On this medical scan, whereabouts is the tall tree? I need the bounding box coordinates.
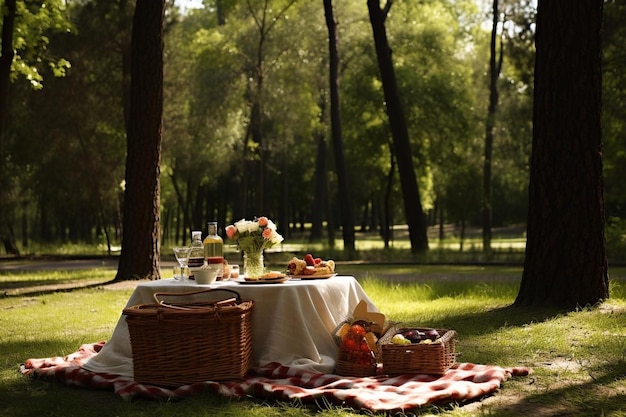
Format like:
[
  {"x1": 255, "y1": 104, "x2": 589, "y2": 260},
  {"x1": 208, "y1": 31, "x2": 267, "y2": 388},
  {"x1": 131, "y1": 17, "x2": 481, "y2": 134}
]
[
  {"x1": 115, "y1": 0, "x2": 165, "y2": 281},
  {"x1": 482, "y1": 0, "x2": 504, "y2": 257},
  {"x1": 0, "y1": 0, "x2": 18, "y2": 254},
  {"x1": 243, "y1": 0, "x2": 298, "y2": 216},
  {"x1": 367, "y1": 0, "x2": 428, "y2": 253},
  {"x1": 514, "y1": 0, "x2": 608, "y2": 308},
  {"x1": 324, "y1": 0, "x2": 355, "y2": 253}
]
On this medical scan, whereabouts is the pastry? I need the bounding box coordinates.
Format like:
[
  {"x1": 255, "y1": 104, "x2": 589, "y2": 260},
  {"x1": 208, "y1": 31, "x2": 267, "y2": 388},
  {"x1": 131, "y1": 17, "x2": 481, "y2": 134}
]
[
  {"x1": 261, "y1": 271, "x2": 286, "y2": 279},
  {"x1": 287, "y1": 255, "x2": 335, "y2": 275},
  {"x1": 287, "y1": 257, "x2": 307, "y2": 275}
]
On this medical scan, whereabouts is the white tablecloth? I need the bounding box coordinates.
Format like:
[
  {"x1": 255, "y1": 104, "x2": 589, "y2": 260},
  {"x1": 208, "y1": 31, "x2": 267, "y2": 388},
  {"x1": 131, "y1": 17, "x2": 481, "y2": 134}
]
[{"x1": 82, "y1": 276, "x2": 378, "y2": 376}]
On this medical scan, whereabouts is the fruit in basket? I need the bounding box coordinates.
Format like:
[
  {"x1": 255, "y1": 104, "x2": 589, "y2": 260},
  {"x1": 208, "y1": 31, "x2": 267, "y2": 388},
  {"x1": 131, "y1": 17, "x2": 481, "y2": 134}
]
[
  {"x1": 391, "y1": 334, "x2": 411, "y2": 345},
  {"x1": 424, "y1": 329, "x2": 440, "y2": 340},
  {"x1": 402, "y1": 330, "x2": 425, "y2": 343},
  {"x1": 400, "y1": 328, "x2": 441, "y2": 343},
  {"x1": 338, "y1": 322, "x2": 377, "y2": 367}
]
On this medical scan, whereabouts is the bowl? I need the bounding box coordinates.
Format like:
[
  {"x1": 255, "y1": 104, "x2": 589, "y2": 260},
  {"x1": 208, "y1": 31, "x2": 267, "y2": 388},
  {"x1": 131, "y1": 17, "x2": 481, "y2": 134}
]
[{"x1": 194, "y1": 266, "x2": 219, "y2": 285}]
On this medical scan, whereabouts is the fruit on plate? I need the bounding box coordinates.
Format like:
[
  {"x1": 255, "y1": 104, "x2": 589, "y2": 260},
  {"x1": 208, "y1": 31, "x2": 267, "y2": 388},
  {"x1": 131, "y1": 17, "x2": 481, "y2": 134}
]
[{"x1": 287, "y1": 254, "x2": 335, "y2": 276}]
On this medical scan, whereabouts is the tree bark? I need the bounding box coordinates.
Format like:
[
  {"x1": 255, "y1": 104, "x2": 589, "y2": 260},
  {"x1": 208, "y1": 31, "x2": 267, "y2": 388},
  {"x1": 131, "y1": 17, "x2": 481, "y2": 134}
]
[
  {"x1": 367, "y1": 0, "x2": 428, "y2": 253},
  {"x1": 515, "y1": 0, "x2": 608, "y2": 308},
  {"x1": 0, "y1": 0, "x2": 19, "y2": 255},
  {"x1": 324, "y1": 0, "x2": 355, "y2": 252},
  {"x1": 115, "y1": 0, "x2": 165, "y2": 281}
]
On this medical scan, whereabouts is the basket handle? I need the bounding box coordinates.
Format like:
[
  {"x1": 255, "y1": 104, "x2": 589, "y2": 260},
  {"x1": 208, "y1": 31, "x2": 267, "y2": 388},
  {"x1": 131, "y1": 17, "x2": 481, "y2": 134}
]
[{"x1": 153, "y1": 288, "x2": 242, "y2": 310}]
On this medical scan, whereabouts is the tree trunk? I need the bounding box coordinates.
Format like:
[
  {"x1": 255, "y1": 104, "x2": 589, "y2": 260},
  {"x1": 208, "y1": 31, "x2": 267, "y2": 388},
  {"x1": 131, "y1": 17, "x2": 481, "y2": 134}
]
[
  {"x1": 367, "y1": 0, "x2": 428, "y2": 253},
  {"x1": 483, "y1": 0, "x2": 503, "y2": 257},
  {"x1": 119, "y1": 0, "x2": 132, "y2": 131},
  {"x1": 0, "y1": 0, "x2": 19, "y2": 255},
  {"x1": 310, "y1": 90, "x2": 327, "y2": 240},
  {"x1": 383, "y1": 140, "x2": 395, "y2": 249},
  {"x1": 515, "y1": 0, "x2": 608, "y2": 308},
  {"x1": 115, "y1": 0, "x2": 165, "y2": 281},
  {"x1": 324, "y1": 0, "x2": 355, "y2": 253}
]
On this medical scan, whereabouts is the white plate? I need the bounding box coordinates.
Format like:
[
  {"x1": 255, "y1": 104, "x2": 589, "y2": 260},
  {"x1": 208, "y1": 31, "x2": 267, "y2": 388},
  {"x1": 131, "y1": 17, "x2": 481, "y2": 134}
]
[
  {"x1": 234, "y1": 276, "x2": 291, "y2": 284},
  {"x1": 289, "y1": 273, "x2": 337, "y2": 280}
]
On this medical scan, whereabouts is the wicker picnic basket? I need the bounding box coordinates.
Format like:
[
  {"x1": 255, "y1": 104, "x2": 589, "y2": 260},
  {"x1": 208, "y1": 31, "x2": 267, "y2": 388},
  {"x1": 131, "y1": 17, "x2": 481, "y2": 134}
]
[
  {"x1": 123, "y1": 288, "x2": 253, "y2": 387},
  {"x1": 334, "y1": 320, "x2": 379, "y2": 377},
  {"x1": 335, "y1": 359, "x2": 377, "y2": 377},
  {"x1": 381, "y1": 328, "x2": 457, "y2": 375}
]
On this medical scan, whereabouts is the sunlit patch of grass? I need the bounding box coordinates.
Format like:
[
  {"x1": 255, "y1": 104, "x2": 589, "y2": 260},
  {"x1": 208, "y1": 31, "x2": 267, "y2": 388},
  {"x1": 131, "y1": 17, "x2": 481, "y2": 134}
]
[
  {"x1": 609, "y1": 278, "x2": 626, "y2": 298},
  {"x1": 0, "y1": 289, "x2": 133, "y2": 348},
  {"x1": 0, "y1": 269, "x2": 116, "y2": 284}
]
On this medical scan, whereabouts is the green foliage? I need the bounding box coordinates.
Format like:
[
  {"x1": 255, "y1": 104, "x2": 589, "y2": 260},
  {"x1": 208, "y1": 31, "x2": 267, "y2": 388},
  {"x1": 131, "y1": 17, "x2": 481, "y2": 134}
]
[
  {"x1": 2, "y1": 0, "x2": 623, "y2": 261},
  {"x1": 9, "y1": 0, "x2": 73, "y2": 89}
]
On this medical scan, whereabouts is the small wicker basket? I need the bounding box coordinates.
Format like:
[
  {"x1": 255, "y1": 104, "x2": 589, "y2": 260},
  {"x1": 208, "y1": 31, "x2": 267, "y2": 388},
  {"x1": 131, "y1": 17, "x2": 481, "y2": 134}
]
[
  {"x1": 335, "y1": 359, "x2": 377, "y2": 377},
  {"x1": 334, "y1": 320, "x2": 379, "y2": 377},
  {"x1": 123, "y1": 288, "x2": 253, "y2": 387},
  {"x1": 381, "y1": 328, "x2": 457, "y2": 375}
]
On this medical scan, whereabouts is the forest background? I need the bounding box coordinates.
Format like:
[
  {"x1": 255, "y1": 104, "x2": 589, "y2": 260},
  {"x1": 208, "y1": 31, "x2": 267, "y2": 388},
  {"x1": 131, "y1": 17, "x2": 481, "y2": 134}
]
[{"x1": 0, "y1": 0, "x2": 624, "y2": 263}]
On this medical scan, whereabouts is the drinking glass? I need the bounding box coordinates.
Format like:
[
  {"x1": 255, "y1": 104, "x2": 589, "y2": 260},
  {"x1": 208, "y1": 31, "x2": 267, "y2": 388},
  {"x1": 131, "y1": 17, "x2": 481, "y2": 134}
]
[{"x1": 173, "y1": 246, "x2": 191, "y2": 281}]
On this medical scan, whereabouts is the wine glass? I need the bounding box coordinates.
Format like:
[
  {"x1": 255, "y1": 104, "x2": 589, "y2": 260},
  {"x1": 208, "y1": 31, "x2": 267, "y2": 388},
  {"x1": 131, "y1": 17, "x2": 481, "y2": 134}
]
[{"x1": 173, "y1": 247, "x2": 192, "y2": 281}]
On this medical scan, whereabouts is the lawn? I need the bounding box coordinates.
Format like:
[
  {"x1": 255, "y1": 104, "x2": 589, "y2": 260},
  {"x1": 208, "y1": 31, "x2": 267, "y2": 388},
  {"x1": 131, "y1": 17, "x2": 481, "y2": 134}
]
[{"x1": 2, "y1": 264, "x2": 626, "y2": 416}]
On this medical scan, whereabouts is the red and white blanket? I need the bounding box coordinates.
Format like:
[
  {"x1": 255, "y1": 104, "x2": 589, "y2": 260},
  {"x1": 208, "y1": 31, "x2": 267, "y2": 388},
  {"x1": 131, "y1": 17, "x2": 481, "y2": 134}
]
[{"x1": 21, "y1": 342, "x2": 529, "y2": 412}]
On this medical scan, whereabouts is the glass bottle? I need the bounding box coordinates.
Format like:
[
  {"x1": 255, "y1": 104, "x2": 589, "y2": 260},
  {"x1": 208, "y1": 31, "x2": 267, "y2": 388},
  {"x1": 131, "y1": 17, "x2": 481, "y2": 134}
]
[
  {"x1": 188, "y1": 231, "x2": 205, "y2": 279},
  {"x1": 203, "y1": 221, "x2": 224, "y2": 280}
]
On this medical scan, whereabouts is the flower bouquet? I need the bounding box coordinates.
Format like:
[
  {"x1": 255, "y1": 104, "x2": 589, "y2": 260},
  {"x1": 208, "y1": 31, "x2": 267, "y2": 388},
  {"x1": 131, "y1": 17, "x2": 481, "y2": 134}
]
[{"x1": 225, "y1": 217, "x2": 284, "y2": 278}]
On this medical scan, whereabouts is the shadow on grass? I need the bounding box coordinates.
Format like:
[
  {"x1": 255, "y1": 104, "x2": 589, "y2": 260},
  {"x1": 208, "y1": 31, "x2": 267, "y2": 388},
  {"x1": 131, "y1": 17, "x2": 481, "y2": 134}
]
[
  {"x1": 439, "y1": 304, "x2": 566, "y2": 335},
  {"x1": 470, "y1": 357, "x2": 626, "y2": 417},
  {"x1": 0, "y1": 278, "x2": 121, "y2": 298}
]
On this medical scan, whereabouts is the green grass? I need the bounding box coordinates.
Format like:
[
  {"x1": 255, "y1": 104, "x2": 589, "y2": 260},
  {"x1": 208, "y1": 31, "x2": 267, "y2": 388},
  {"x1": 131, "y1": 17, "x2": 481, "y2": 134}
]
[
  {"x1": 2, "y1": 267, "x2": 626, "y2": 416},
  {"x1": 0, "y1": 269, "x2": 116, "y2": 284}
]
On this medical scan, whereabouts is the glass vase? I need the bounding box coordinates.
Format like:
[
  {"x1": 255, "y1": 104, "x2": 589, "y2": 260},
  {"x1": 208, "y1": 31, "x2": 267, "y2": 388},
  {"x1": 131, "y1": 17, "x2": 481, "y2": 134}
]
[{"x1": 243, "y1": 252, "x2": 264, "y2": 278}]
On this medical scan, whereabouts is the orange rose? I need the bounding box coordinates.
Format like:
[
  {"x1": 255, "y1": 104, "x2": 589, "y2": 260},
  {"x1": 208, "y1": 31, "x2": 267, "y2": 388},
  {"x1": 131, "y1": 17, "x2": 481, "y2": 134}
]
[{"x1": 225, "y1": 224, "x2": 237, "y2": 239}]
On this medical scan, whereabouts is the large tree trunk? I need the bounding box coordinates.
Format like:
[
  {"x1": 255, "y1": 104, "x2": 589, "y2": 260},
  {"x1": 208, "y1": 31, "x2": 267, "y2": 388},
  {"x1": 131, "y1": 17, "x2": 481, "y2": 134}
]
[
  {"x1": 367, "y1": 0, "x2": 428, "y2": 253},
  {"x1": 324, "y1": 0, "x2": 355, "y2": 252},
  {"x1": 115, "y1": 0, "x2": 165, "y2": 281},
  {"x1": 515, "y1": 0, "x2": 608, "y2": 308},
  {"x1": 0, "y1": 0, "x2": 19, "y2": 255}
]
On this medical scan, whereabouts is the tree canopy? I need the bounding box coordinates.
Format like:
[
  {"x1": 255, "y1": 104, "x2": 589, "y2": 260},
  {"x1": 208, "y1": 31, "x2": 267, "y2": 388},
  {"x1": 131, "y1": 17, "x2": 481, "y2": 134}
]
[{"x1": 0, "y1": 0, "x2": 624, "y2": 272}]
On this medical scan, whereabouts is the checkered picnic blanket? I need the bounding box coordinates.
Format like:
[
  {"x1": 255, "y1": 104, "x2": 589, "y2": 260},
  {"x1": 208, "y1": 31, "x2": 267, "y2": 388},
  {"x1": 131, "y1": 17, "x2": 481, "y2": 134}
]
[{"x1": 21, "y1": 342, "x2": 529, "y2": 412}]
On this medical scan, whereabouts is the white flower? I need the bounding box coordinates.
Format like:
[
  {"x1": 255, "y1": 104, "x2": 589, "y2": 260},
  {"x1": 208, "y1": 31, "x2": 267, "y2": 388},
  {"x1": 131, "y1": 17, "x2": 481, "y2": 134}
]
[
  {"x1": 234, "y1": 219, "x2": 253, "y2": 234},
  {"x1": 226, "y1": 217, "x2": 284, "y2": 253}
]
